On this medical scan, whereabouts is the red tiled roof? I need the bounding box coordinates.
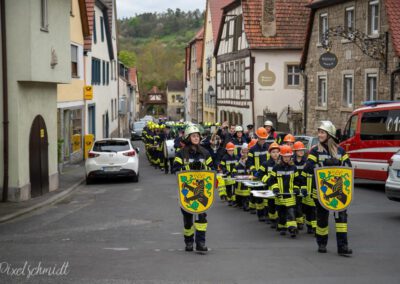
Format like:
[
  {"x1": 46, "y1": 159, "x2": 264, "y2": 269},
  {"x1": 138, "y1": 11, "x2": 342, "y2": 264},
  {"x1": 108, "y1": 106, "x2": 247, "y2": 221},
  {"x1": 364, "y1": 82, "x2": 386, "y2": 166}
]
[
  {"x1": 209, "y1": 0, "x2": 234, "y2": 46},
  {"x1": 385, "y1": 0, "x2": 400, "y2": 57},
  {"x1": 149, "y1": 86, "x2": 161, "y2": 94},
  {"x1": 129, "y1": 67, "x2": 138, "y2": 85},
  {"x1": 242, "y1": 0, "x2": 310, "y2": 49},
  {"x1": 84, "y1": 0, "x2": 95, "y2": 51}
]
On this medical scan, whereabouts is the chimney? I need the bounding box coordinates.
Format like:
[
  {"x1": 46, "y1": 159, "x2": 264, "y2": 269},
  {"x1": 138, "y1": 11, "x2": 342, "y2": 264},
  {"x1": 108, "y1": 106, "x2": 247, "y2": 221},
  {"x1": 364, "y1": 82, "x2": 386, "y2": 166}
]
[{"x1": 262, "y1": 0, "x2": 276, "y2": 37}]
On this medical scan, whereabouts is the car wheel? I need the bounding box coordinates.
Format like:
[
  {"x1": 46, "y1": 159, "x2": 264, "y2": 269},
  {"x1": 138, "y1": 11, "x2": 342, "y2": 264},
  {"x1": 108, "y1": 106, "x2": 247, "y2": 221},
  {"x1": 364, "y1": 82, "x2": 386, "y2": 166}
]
[
  {"x1": 86, "y1": 177, "x2": 93, "y2": 185},
  {"x1": 132, "y1": 173, "x2": 139, "y2": 183}
]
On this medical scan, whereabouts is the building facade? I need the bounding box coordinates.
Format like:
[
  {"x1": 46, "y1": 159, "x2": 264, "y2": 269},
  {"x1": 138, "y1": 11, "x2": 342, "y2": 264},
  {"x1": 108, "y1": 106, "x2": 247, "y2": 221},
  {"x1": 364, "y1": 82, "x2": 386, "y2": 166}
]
[
  {"x1": 201, "y1": 0, "x2": 232, "y2": 123},
  {"x1": 57, "y1": 0, "x2": 90, "y2": 165},
  {"x1": 301, "y1": 0, "x2": 400, "y2": 135},
  {"x1": 188, "y1": 28, "x2": 204, "y2": 123},
  {"x1": 166, "y1": 81, "x2": 185, "y2": 121},
  {"x1": 84, "y1": 0, "x2": 119, "y2": 140},
  {"x1": 0, "y1": 0, "x2": 71, "y2": 201},
  {"x1": 215, "y1": 0, "x2": 309, "y2": 129}
]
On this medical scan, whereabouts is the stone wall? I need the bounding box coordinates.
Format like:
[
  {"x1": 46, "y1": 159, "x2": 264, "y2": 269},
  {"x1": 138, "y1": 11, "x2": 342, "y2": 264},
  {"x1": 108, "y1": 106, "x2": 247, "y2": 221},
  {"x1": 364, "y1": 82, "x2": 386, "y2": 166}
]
[{"x1": 305, "y1": 0, "x2": 400, "y2": 135}]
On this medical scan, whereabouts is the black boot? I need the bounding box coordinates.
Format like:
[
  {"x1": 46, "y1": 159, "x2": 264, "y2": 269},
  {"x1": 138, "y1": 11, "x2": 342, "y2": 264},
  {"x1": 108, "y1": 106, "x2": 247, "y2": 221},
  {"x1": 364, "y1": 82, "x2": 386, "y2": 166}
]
[
  {"x1": 306, "y1": 226, "x2": 314, "y2": 234},
  {"x1": 338, "y1": 246, "x2": 353, "y2": 256},
  {"x1": 279, "y1": 230, "x2": 287, "y2": 236},
  {"x1": 258, "y1": 216, "x2": 266, "y2": 222},
  {"x1": 185, "y1": 243, "x2": 194, "y2": 252},
  {"x1": 297, "y1": 223, "x2": 304, "y2": 230},
  {"x1": 270, "y1": 221, "x2": 277, "y2": 229},
  {"x1": 250, "y1": 209, "x2": 256, "y2": 214},
  {"x1": 289, "y1": 228, "x2": 297, "y2": 238},
  {"x1": 196, "y1": 243, "x2": 208, "y2": 252},
  {"x1": 318, "y1": 243, "x2": 327, "y2": 253}
]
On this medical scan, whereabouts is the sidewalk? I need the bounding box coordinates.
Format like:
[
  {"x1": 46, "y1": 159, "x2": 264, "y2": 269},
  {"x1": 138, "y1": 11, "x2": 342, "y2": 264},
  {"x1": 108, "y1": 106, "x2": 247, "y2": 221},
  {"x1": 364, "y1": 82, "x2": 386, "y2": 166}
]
[{"x1": 0, "y1": 162, "x2": 86, "y2": 223}]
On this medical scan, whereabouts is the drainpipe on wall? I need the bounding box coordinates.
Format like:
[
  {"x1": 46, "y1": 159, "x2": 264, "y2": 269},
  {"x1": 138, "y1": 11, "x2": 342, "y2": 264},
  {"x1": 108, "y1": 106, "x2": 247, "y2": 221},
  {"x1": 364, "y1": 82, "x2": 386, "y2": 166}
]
[
  {"x1": 390, "y1": 64, "x2": 400, "y2": 101},
  {"x1": 1, "y1": 0, "x2": 9, "y2": 202},
  {"x1": 301, "y1": 72, "x2": 308, "y2": 135}
]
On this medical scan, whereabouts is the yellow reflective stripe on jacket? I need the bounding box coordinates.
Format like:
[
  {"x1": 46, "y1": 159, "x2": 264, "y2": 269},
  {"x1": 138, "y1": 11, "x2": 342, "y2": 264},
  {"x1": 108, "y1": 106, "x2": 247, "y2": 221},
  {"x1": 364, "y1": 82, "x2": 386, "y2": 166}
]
[
  {"x1": 206, "y1": 157, "x2": 213, "y2": 166},
  {"x1": 308, "y1": 154, "x2": 317, "y2": 163},
  {"x1": 174, "y1": 157, "x2": 183, "y2": 164},
  {"x1": 341, "y1": 154, "x2": 350, "y2": 162}
]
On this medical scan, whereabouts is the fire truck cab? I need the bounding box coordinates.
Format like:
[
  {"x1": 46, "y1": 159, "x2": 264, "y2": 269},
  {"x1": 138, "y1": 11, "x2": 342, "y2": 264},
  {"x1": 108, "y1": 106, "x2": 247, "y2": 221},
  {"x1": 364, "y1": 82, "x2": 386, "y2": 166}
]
[{"x1": 340, "y1": 101, "x2": 400, "y2": 181}]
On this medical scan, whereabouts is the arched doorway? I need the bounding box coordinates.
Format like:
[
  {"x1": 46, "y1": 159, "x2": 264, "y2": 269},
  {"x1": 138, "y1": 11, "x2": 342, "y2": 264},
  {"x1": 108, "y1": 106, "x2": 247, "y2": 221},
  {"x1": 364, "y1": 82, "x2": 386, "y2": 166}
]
[{"x1": 29, "y1": 115, "x2": 49, "y2": 198}]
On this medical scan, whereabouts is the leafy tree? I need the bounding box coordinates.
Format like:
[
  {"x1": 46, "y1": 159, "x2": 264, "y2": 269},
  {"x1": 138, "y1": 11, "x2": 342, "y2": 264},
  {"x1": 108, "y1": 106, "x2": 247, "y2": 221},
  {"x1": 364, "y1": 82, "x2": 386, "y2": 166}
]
[{"x1": 118, "y1": 50, "x2": 137, "y2": 67}]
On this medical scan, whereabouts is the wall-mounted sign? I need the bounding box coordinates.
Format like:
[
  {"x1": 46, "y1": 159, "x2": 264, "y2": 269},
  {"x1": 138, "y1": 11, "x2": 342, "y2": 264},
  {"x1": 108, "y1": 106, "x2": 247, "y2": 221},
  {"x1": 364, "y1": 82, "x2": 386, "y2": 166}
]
[
  {"x1": 84, "y1": 85, "x2": 93, "y2": 100},
  {"x1": 258, "y1": 63, "x2": 276, "y2": 87},
  {"x1": 319, "y1": 52, "x2": 338, "y2": 69}
]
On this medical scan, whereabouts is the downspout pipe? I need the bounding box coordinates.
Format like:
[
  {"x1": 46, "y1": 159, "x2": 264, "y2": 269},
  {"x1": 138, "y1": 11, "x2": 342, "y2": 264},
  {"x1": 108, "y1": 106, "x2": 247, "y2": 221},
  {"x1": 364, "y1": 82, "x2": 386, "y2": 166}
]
[
  {"x1": 1, "y1": 0, "x2": 9, "y2": 202},
  {"x1": 390, "y1": 65, "x2": 400, "y2": 101},
  {"x1": 301, "y1": 72, "x2": 308, "y2": 135}
]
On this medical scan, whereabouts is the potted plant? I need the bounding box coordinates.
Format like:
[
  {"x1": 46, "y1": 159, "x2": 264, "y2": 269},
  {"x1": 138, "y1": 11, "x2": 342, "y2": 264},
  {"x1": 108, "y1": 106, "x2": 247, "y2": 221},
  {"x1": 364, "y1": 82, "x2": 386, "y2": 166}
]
[{"x1": 57, "y1": 139, "x2": 64, "y2": 173}]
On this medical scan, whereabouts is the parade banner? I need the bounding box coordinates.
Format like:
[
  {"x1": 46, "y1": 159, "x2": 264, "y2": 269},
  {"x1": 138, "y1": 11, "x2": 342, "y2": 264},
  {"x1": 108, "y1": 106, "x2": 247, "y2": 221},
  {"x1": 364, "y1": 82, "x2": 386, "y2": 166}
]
[
  {"x1": 315, "y1": 167, "x2": 354, "y2": 212},
  {"x1": 177, "y1": 171, "x2": 216, "y2": 214}
]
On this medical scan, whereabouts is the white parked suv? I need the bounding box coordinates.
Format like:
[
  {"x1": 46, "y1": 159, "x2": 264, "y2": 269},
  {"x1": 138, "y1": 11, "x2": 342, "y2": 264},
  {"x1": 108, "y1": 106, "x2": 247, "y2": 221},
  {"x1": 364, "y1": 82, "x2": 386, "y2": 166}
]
[
  {"x1": 385, "y1": 151, "x2": 400, "y2": 202},
  {"x1": 85, "y1": 138, "x2": 139, "y2": 184}
]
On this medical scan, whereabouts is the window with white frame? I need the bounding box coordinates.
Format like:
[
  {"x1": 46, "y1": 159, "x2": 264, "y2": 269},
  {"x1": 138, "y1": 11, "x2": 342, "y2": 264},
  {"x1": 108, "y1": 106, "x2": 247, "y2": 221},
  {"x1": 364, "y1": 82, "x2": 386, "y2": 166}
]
[
  {"x1": 225, "y1": 63, "x2": 230, "y2": 89},
  {"x1": 235, "y1": 61, "x2": 240, "y2": 87},
  {"x1": 368, "y1": 0, "x2": 379, "y2": 35},
  {"x1": 71, "y1": 45, "x2": 78, "y2": 77},
  {"x1": 342, "y1": 74, "x2": 353, "y2": 107},
  {"x1": 345, "y1": 6, "x2": 355, "y2": 34},
  {"x1": 240, "y1": 60, "x2": 245, "y2": 87},
  {"x1": 287, "y1": 64, "x2": 300, "y2": 87},
  {"x1": 366, "y1": 73, "x2": 377, "y2": 101},
  {"x1": 41, "y1": 0, "x2": 48, "y2": 31},
  {"x1": 221, "y1": 64, "x2": 225, "y2": 89},
  {"x1": 230, "y1": 62, "x2": 234, "y2": 88},
  {"x1": 319, "y1": 13, "x2": 328, "y2": 45},
  {"x1": 318, "y1": 75, "x2": 327, "y2": 107}
]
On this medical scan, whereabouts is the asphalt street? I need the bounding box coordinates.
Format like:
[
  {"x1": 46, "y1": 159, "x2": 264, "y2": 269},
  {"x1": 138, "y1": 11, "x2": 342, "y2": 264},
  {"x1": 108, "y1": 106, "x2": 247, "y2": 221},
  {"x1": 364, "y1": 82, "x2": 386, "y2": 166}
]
[{"x1": 0, "y1": 141, "x2": 399, "y2": 284}]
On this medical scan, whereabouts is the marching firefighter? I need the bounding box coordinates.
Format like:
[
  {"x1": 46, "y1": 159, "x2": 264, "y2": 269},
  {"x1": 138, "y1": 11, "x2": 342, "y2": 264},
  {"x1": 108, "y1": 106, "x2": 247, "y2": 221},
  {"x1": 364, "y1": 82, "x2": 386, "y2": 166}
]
[
  {"x1": 259, "y1": 142, "x2": 281, "y2": 228},
  {"x1": 302, "y1": 121, "x2": 352, "y2": 255},
  {"x1": 269, "y1": 145, "x2": 302, "y2": 238},
  {"x1": 247, "y1": 128, "x2": 270, "y2": 220},
  {"x1": 283, "y1": 134, "x2": 296, "y2": 149},
  {"x1": 234, "y1": 143, "x2": 251, "y2": 210},
  {"x1": 293, "y1": 141, "x2": 308, "y2": 230},
  {"x1": 264, "y1": 120, "x2": 278, "y2": 141},
  {"x1": 219, "y1": 142, "x2": 239, "y2": 206},
  {"x1": 232, "y1": 126, "x2": 250, "y2": 157},
  {"x1": 172, "y1": 125, "x2": 214, "y2": 252}
]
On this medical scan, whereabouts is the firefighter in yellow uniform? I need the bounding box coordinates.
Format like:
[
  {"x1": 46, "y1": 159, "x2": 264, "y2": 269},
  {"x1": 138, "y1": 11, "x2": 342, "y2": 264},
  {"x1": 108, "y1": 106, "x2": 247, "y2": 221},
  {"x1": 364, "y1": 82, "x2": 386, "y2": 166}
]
[
  {"x1": 172, "y1": 125, "x2": 214, "y2": 252},
  {"x1": 302, "y1": 121, "x2": 352, "y2": 256}
]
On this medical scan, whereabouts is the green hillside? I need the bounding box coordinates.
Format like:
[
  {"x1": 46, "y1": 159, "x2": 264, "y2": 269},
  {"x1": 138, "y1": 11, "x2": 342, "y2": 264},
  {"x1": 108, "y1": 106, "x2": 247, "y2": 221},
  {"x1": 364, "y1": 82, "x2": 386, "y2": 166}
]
[{"x1": 118, "y1": 9, "x2": 204, "y2": 93}]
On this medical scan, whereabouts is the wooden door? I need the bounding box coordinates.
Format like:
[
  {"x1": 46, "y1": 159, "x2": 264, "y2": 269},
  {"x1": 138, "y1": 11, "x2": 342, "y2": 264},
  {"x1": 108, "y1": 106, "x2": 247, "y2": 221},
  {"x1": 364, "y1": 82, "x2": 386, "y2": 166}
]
[{"x1": 29, "y1": 115, "x2": 49, "y2": 198}]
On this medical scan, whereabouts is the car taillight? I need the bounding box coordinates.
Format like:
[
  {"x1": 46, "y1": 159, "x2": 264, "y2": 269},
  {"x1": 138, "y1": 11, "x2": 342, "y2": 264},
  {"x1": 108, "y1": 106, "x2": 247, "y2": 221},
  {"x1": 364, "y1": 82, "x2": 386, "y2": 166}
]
[
  {"x1": 123, "y1": 150, "x2": 136, "y2": 157},
  {"x1": 88, "y1": 152, "x2": 99, "y2": 158},
  {"x1": 389, "y1": 158, "x2": 394, "y2": 167}
]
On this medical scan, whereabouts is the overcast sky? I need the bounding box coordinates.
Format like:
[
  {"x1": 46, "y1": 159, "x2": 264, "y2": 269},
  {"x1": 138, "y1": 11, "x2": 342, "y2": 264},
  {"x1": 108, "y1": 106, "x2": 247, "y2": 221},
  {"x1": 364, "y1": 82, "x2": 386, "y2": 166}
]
[{"x1": 116, "y1": 0, "x2": 206, "y2": 18}]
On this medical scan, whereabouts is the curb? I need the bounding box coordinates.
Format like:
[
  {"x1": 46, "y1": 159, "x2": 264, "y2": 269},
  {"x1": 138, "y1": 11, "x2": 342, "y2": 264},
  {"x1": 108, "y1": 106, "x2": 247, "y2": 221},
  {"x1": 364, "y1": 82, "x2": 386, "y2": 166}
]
[{"x1": 0, "y1": 178, "x2": 85, "y2": 224}]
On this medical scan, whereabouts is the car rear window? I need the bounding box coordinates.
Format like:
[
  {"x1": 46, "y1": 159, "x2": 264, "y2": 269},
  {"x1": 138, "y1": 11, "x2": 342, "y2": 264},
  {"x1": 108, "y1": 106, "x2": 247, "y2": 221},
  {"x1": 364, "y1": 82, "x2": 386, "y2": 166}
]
[{"x1": 93, "y1": 140, "x2": 131, "y2": 152}]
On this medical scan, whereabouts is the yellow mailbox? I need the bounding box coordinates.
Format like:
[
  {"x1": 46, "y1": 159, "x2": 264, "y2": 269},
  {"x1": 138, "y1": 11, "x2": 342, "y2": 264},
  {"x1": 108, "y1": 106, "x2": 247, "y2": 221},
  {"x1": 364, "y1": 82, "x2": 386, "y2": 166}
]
[
  {"x1": 72, "y1": 134, "x2": 82, "y2": 153},
  {"x1": 84, "y1": 134, "x2": 95, "y2": 159},
  {"x1": 84, "y1": 85, "x2": 93, "y2": 100}
]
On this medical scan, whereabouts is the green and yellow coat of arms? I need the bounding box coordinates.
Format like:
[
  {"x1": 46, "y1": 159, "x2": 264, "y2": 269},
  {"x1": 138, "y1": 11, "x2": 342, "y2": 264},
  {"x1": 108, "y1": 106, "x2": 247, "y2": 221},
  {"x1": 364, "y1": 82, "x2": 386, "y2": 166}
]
[
  {"x1": 314, "y1": 167, "x2": 354, "y2": 212},
  {"x1": 177, "y1": 171, "x2": 216, "y2": 214}
]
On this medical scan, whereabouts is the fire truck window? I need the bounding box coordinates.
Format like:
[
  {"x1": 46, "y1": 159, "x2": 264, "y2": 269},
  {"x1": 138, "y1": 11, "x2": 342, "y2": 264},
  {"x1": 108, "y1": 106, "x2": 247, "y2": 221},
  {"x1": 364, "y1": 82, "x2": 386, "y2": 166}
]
[
  {"x1": 360, "y1": 110, "x2": 400, "y2": 140},
  {"x1": 345, "y1": 115, "x2": 357, "y2": 139}
]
